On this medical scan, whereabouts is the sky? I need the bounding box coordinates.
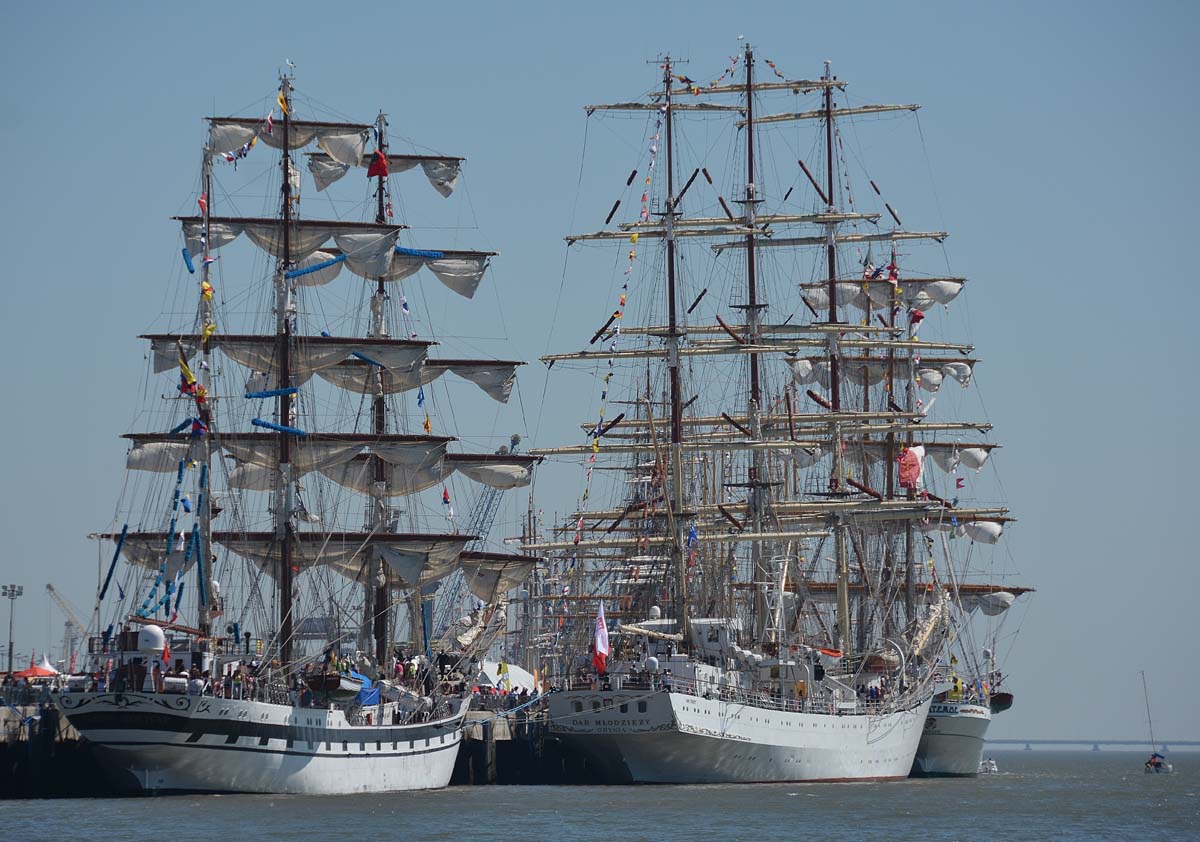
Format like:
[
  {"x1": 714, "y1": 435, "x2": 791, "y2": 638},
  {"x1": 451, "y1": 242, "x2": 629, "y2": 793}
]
[{"x1": 1, "y1": 1, "x2": 1197, "y2": 743}]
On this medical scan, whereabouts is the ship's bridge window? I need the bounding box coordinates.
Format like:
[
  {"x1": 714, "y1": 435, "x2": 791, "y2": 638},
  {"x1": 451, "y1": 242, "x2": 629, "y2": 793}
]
[
  {"x1": 619, "y1": 703, "x2": 629, "y2": 713},
  {"x1": 637, "y1": 701, "x2": 647, "y2": 713},
  {"x1": 592, "y1": 701, "x2": 601, "y2": 711},
  {"x1": 573, "y1": 701, "x2": 582, "y2": 713},
  {"x1": 708, "y1": 627, "x2": 719, "y2": 642}
]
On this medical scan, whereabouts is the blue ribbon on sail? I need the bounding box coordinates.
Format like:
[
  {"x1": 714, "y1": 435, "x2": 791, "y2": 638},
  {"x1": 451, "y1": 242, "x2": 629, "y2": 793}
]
[
  {"x1": 245, "y1": 387, "x2": 299, "y2": 399},
  {"x1": 285, "y1": 254, "x2": 346, "y2": 280},
  {"x1": 252, "y1": 418, "x2": 307, "y2": 436}
]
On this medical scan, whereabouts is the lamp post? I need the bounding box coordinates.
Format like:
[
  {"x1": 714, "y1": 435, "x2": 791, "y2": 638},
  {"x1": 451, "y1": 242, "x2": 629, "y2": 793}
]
[{"x1": 2, "y1": 584, "x2": 23, "y2": 678}]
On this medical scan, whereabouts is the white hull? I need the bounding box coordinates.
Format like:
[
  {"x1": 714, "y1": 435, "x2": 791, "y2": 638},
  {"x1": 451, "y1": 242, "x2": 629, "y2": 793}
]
[
  {"x1": 911, "y1": 700, "x2": 992, "y2": 776},
  {"x1": 550, "y1": 687, "x2": 932, "y2": 783},
  {"x1": 57, "y1": 691, "x2": 465, "y2": 794}
]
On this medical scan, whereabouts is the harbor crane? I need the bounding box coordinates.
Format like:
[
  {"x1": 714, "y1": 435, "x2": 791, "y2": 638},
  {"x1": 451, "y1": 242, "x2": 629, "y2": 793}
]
[{"x1": 45, "y1": 584, "x2": 90, "y2": 672}]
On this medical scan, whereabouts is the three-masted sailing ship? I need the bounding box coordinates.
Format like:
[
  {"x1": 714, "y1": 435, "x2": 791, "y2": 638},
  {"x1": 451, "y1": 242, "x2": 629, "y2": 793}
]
[
  {"x1": 55, "y1": 74, "x2": 539, "y2": 795},
  {"x1": 526, "y1": 45, "x2": 1017, "y2": 783}
]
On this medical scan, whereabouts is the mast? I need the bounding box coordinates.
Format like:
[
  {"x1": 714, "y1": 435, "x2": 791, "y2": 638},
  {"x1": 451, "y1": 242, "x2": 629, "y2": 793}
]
[
  {"x1": 742, "y1": 43, "x2": 768, "y2": 642},
  {"x1": 197, "y1": 151, "x2": 214, "y2": 634},
  {"x1": 276, "y1": 75, "x2": 295, "y2": 668},
  {"x1": 371, "y1": 110, "x2": 390, "y2": 666},
  {"x1": 1141, "y1": 670, "x2": 1159, "y2": 752},
  {"x1": 661, "y1": 56, "x2": 687, "y2": 643},
  {"x1": 821, "y1": 59, "x2": 851, "y2": 653}
]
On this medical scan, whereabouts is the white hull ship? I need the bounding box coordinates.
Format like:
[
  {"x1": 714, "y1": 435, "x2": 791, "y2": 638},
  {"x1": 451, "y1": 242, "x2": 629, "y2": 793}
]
[
  {"x1": 912, "y1": 698, "x2": 991, "y2": 777},
  {"x1": 61, "y1": 689, "x2": 465, "y2": 795},
  {"x1": 550, "y1": 664, "x2": 931, "y2": 783},
  {"x1": 56, "y1": 72, "x2": 537, "y2": 795},
  {"x1": 527, "y1": 45, "x2": 1017, "y2": 786}
]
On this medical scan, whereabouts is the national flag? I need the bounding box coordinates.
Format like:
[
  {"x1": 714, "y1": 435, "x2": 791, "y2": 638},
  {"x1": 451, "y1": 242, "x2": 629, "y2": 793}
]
[
  {"x1": 178, "y1": 351, "x2": 197, "y2": 393},
  {"x1": 366, "y1": 149, "x2": 389, "y2": 179},
  {"x1": 198, "y1": 193, "x2": 208, "y2": 215},
  {"x1": 592, "y1": 601, "x2": 610, "y2": 674},
  {"x1": 202, "y1": 256, "x2": 217, "y2": 267},
  {"x1": 276, "y1": 90, "x2": 289, "y2": 115}
]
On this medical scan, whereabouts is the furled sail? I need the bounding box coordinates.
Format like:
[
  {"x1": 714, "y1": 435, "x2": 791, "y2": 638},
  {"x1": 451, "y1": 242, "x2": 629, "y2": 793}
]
[
  {"x1": 800, "y1": 278, "x2": 965, "y2": 314},
  {"x1": 319, "y1": 452, "x2": 537, "y2": 497},
  {"x1": 315, "y1": 359, "x2": 520, "y2": 403},
  {"x1": 788, "y1": 357, "x2": 975, "y2": 391},
  {"x1": 307, "y1": 152, "x2": 464, "y2": 197},
  {"x1": 207, "y1": 117, "x2": 371, "y2": 165},
  {"x1": 212, "y1": 532, "x2": 472, "y2": 582},
  {"x1": 458, "y1": 552, "x2": 540, "y2": 603},
  {"x1": 145, "y1": 334, "x2": 431, "y2": 385}
]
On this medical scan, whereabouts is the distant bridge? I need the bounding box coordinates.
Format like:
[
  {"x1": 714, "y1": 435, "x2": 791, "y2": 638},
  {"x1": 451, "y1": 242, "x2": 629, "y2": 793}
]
[{"x1": 987, "y1": 739, "x2": 1200, "y2": 751}]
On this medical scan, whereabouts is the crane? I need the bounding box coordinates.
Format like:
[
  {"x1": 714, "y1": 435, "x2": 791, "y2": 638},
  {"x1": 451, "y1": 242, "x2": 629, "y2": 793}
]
[
  {"x1": 46, "y1": 584, "x2": 91, "y2": 672},
  {"x1": 432, "y1": 434, "x2": 522, "y2": 640}
]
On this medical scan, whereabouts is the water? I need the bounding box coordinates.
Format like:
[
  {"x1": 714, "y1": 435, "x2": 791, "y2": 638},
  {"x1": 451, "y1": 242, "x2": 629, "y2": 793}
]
[{"x1": 6, "y1": 751, "x2": 1197, "y2": 841}]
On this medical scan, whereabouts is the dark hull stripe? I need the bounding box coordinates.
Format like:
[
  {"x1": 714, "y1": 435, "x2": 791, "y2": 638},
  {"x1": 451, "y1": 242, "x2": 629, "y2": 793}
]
[
  {"x1": 94, "y1": 738, "x2": 460, "y2": 760},
  {"x1": 63, "y1": 705, "x2": 459, "y2": 745}
]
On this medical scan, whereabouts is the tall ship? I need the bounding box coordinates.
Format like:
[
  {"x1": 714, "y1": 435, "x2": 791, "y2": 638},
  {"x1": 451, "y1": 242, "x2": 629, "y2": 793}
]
[
  {"x1": 525, "y1": 45, "x2": 1017, "y2": 784},
  {"x1": 911, "y1": 585, "x2": 1030, "y2": 776},
  {"x1": 55, "y1": 73, "x2": 539, "y2": 795}
]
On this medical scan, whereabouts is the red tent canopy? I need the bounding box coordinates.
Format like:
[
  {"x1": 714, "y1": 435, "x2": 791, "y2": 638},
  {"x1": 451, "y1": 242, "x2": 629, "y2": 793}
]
[{"x1": 13, "y1": 653, "x2": 58, "y2": 679}]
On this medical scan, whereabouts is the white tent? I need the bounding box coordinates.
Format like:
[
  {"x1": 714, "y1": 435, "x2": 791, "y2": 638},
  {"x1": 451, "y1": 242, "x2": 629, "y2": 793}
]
[{"x1": 477, "y1": 660, "x2": 536, "y2": 693}]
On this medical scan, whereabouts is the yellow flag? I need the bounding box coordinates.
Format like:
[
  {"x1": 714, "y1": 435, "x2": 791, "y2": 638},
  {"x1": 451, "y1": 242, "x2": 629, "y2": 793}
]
[
  {"x1": 423, "y1": 414, "x2": 432, "y2": 434},
  {"x1": 178, "y1": 353, "x2": 196, "y2": 386},
  {"x1": 277, "y1": 90, "x2": 289, "y2": 115},
  {"x1": 630, "y1": 233, "x2": 639, "y2": 244}
]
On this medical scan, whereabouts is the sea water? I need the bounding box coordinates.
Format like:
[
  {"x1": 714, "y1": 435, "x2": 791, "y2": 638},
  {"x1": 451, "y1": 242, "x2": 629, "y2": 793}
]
[{"x1": 5, "y1": 751, "x2": 1196, "y2": 841}]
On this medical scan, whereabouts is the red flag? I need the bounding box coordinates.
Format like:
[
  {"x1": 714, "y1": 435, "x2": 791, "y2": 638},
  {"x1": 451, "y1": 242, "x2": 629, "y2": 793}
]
[
  {"x1": 592, "y1": 601, "x2": 610, "y2": 674},
  {"x1": 955, "y1": 477, "x2": 966, "y2": 489},
  {"x1": 198, "y1": 193, "x2": 208, "y2": 215},
  {"x1": 909, "y1": 308, "x2": 925, "y2": 327},
  {"x1": 162, "y1": 641, "x2": 171, "y2": 666},
  {"x1": 366, "y1": 149, "x2": 389, "y2": 179}
]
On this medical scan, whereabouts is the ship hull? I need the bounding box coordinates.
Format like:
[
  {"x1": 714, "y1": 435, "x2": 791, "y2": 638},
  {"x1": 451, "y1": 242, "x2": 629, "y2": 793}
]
[
  {"x1": 910, "y1": 700, "x2": 991, "y2": 777},
  {"x1": 549, "y1": 688, "x2": 932, "y2": 784},
  {"x1": 57, "y1": 691, "x2": 465, "y2": 795}
]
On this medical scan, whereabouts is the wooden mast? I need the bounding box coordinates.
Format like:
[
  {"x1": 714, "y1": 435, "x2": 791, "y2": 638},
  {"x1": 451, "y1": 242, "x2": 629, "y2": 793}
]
[
  {"x1": 277, "y1": 75, "x2": 295, "y2": 668},
  {"x1": 372, "y1": 111, "x2": 390, "y2": 666},
  {"x1": 743, "y1": 43, "x2": 769, "y2": 642},
  {"x1": 662, "y1": 56, "x2": 687, "y2": 643},
  {"x1": 822, "y1": 60, "x2": 851, "y2": 654},
  {"x1": 197, "y1": 150, "x2": 214, "y2": 634}
]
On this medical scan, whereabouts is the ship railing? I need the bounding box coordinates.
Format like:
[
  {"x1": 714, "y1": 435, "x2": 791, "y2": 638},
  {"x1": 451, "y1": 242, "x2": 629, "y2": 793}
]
[{"x1": 560, "y1": 671, "x2": 923, "y2": 717}]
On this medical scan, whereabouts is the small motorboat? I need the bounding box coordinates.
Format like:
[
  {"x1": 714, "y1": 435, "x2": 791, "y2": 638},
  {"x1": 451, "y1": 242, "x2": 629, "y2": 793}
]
[
  {"x1": 978, "y1": 757, "x2": 999, "y2": 774},
  {"x1": 306, "y1": 671, "x2": 365, "y2": 701}
]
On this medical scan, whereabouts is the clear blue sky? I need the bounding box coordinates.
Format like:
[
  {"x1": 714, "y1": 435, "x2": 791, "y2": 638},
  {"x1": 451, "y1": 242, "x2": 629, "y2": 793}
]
[{"x1": 1, "y1": 1, "x2": 1197, "y2": 742}]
